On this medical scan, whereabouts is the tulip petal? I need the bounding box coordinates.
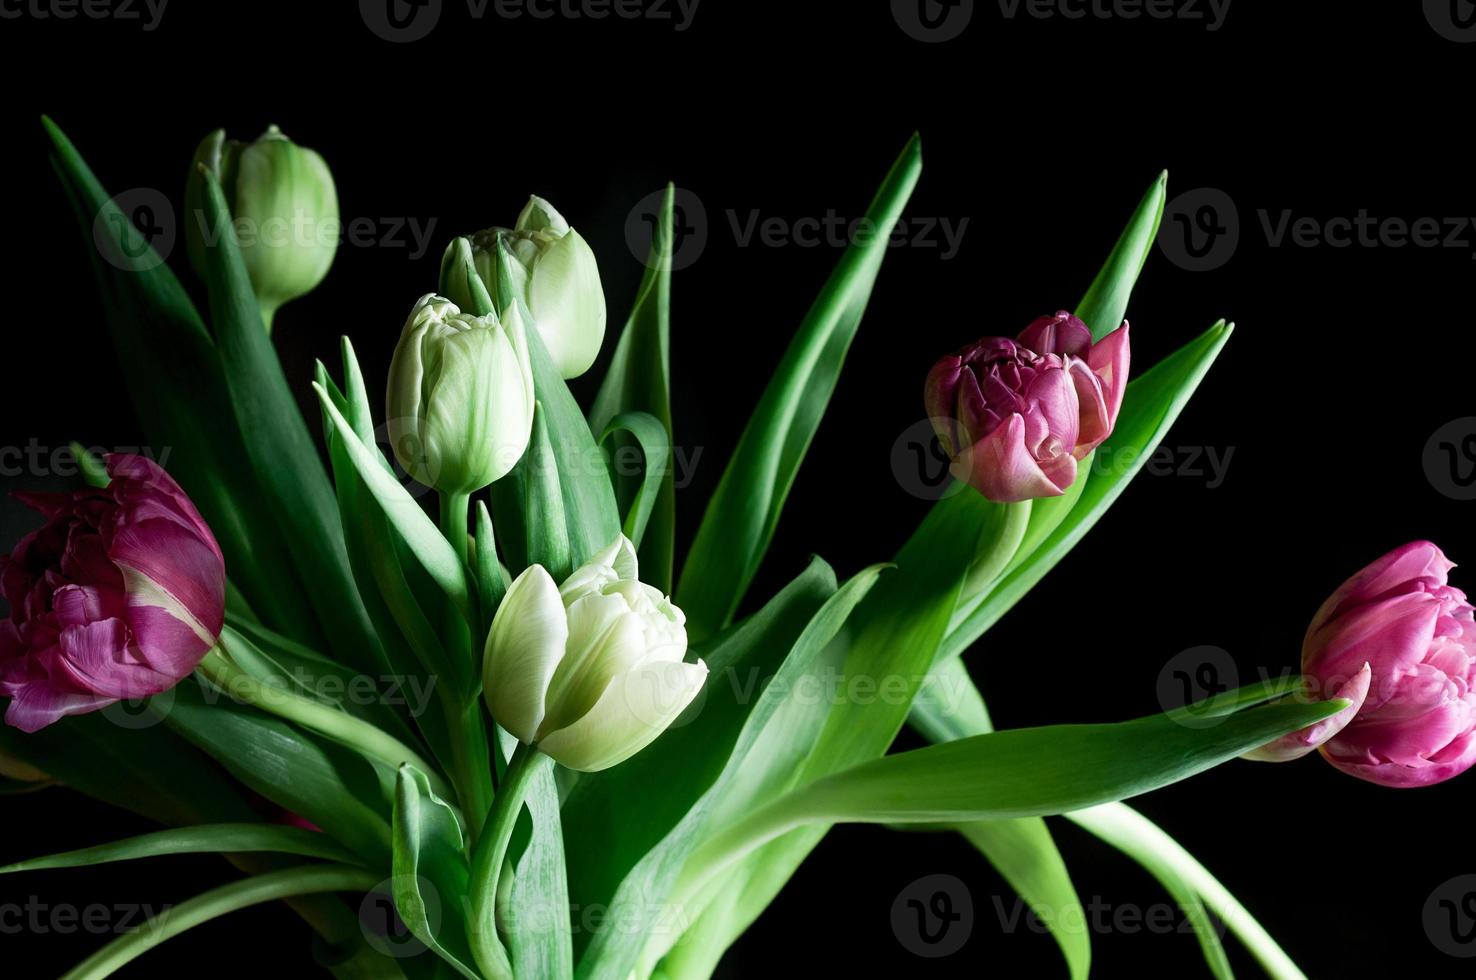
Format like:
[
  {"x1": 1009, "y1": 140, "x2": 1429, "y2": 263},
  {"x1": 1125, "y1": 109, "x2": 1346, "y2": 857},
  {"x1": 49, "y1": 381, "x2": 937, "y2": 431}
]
[
  {"x1": 1303, "y1": 591, "x2": 1440, "y2": 710},
  {"x1": 1242, "y1": 663, "x2": 1371, "y2": 762},
  {"x1": 3, "y1": 680, "x2": 114, "y2": 733},
  {"x1": 528, "y1": 227, "x2": 606, "y2": 380},
  {"x1": 1017, "y1": 311, "x2": 1092, "y2": 358},
  {"x1": 1305, "y1": 541, "x2": 1454, "y2": 642},
  {"x1": 484, "y1": 565, "x2": 568, "y2": 743},
  {"x1": 559, "y1": 535, "x2": 639, "y2": 605},
  {"x1": 106, "y1": 518, "x2": 225, "y2": 649},
  {"x1": 540, "y1": 594, "x2": 647, "y2": 736},
  {"x1": 955, "y1": 414, "x2": 1068, "y2": 503},
  {"x1": 538, "y1": 659, "x2": 708, "y2": 772},
  {"x1": 1085, "y1": 322, "x2": 1131, "y2": 431},
  {"x1": 54, "y1": 618, "x2": 172, "y2": 699}
]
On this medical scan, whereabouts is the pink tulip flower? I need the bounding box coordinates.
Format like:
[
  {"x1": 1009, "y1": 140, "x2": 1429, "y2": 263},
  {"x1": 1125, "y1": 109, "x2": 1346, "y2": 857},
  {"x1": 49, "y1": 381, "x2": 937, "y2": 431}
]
[
  {"x1": 1303, "y1": 541, "x2": 1476, "y2": 787},
  {"x1": 924, "y1": 311, "x2": 1130, "y2": 503},
  {"x1": 0, "y1": 455, "x2": 225, "y2": 732}
]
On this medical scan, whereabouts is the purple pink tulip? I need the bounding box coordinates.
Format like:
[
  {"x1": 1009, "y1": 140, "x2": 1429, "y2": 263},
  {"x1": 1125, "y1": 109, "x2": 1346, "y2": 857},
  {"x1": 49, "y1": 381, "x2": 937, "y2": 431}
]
[
  {"x1": 0, "y1": 455, "x2": 225, "y2": 732},
  {"x1": 925, "y1": 311, "x2": 1130, "y2": 502}
]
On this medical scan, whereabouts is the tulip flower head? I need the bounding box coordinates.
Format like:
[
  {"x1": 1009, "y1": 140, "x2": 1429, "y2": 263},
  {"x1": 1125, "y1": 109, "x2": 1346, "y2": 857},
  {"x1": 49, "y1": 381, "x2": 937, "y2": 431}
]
[
  {"x1": 483, "y1": 536, "x2": 706, "y2": 772},
  {"x1": 442, "y1": 196, "x2": 607, "y2": 380},
  {"x1": 0, "y1": 455, "x2": 225, "y2": 732},
  {"x1": 186, "y1": 125, "x2": 339, "y2": 331},
  {"x1": 387, "y1": 293, "x2": 536, "y2": 495},
  {"x1": 924, "y1": 312, "x2": 1130, "y2": 503},
  {"x1": 1298, "y1": 542, "x2": 1476, "y2": 787}
]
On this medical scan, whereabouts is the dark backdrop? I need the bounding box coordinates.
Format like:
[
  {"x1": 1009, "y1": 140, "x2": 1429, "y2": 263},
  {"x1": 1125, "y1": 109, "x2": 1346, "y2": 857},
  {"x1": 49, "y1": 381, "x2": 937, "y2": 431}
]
[{"x1": 1, "y1": 2, "x2": 1472, "y2": 977}]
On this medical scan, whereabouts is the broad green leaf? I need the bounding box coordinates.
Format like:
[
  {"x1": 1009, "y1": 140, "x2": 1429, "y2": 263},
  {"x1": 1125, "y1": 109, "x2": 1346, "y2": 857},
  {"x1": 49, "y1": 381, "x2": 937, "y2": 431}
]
[
  {"x1": 590, "y1": 184, "x2": 676, "y2": 591},
  {"x1": 676, "y1": 134, "x2": 923, "y2": 641},
  {"x1": 165, "y1": 679, "x2": 395, "y2": 866},
  {"x1": 525, "y1": 402, "x2": 573, "y2": 581},
  {"x1": 1077, "y1": 171, "x2": 1167, "y2": 340},
  {"x1": 0, "y1": 825, "x2": 358, "y2": 874},
  {"x1": 0, "y1": 708, "x2": 257, "y2": 828},
  {"x1": 597, "y1": 411, "x2": 671, "y2": 551},
  {"x1": 564, "y1": 557, "x2": 838, "y2": 968},
  {"x1": 59, "y1": 864, "x2": 380, "y2": 980},
  {"x1": 392, "y1": 766, "x2": 480, "y2": 980},
  {"x1": 43, "y1": 117, "x2": 319, "y2": 642},
  {"x1": 315, "y1": 384, "x2": 472, "y2": 620},
  {"x1": 958, "y1": 820, "x2": 1091, "y2": 980},
  {"x1": 680, "y1": 695, "x2": 1347, "y2": 896},
  {"x1": 194, "y1": 168, "x2": 384, "y2": 674},
  {"x1": 489, "y1": 309, "x2": 622, "y2": 573},
  {"x1": 507, "y1": 761, "x2": 574, "y2": 980},
  {"x1": 942, "y1": 320, "x2": 1234, "y2": 660},
  {"x1": 583, "y1": 565, "x2": 884, "y2": 980}
]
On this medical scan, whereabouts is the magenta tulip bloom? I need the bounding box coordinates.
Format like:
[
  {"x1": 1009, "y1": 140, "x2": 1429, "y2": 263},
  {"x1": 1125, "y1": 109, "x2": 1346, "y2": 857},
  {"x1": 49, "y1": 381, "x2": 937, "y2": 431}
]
[
  {"x1": 924, "y1": 311, "x2": 1130, "y2": 503},
  {"x1": 0, "y1": 455, "x2": 225, "y2": 732},
  {"x1": 1297, "y1": 541, "x2": 1476, "y2": 788}
]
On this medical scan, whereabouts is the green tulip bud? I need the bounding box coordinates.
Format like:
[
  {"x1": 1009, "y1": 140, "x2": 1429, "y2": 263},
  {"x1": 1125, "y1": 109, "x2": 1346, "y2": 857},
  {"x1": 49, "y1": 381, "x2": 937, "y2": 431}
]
[
  {"x1": 440, "y1": 196, "x2": 606, "y2": 379},
  {"x1": 483, "y1": 535, "x2": 706, "y2": 772},
  {"x1": 386, "y1": 293, "x2": 535, "y2": 494},
  {"x1": 186, "y1": 125, "x2": 339, "y2": 332}
]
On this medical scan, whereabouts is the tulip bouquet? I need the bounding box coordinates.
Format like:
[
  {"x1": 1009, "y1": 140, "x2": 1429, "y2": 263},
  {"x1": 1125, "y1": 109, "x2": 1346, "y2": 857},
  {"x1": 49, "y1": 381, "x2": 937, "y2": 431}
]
[{"x1": 2, "y1": 118, "x2": 1471, "y2": 980}]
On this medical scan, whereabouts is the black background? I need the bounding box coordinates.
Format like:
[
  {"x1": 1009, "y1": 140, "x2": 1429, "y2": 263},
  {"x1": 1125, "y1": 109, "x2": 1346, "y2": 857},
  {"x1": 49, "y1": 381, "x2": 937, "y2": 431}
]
[{"x1": 2, "y1": 1, "x2": 1473, "y2": 976}]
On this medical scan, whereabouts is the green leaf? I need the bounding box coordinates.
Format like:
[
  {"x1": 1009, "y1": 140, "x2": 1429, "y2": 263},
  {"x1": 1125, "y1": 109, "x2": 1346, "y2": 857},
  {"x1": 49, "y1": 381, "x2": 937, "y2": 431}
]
[
  {"x1": 589, "y1": 184, "x2": 676, "y2": 591},
  {"x1": 193, "y1": 167, "x2": 384, "y2": 674},
  {"x1": 68, "y1": 442, "x2": 109, "y2": 487},
  {"x1": 581, "y1": 564, "x2": 884, "y2": 980},
  {"x1": 525, "y1": 402, "x2": 573, "y2": 581},
  {"x1": 563, "y1": 557, "x2": 838, "y2": 968},
  {"x1": 676, "y1": 134, "x2": 924, "y2": 640},
  {"x1": 165, "y1": 679, "x2": 395, "y2": 867},
  {"x1": 474, "y1": 500, "x2": 508, "y2": 634},
  {"x1": 42, "y1": 117, "x2": 319, "y2": 642},
  {"x1": 0, "y1": 709, "x2": 257, "y2": 828},
  {"x1": 59, "y1": 864, "x2": 380, "y2": 980},
  {"x1": 596, "y1": 411, "x2": 671, "y2": 550},
  {"x1": 314, "y1": 383, "x2": 472, "y2": 621},
  {"x1": 942, "y1": 320, "x2": 1234, "y2": 661},
  {"x1": 391, "y1": 766, "x2": 481, "y2": 980},
  {"x1": 680, "y1": 695, "x2": 1348, "y2": 896},
  {"x1": 1076, "y1": 171, "x2": 1167, "y2": 340},
  {"x1": 490, "y1": 309, "x2": 622, "y2": 573},
  {"x1": 958, "y1": 820, "x2": 1091, "y2": 980},
  {"x1": 507, "y1": 761, "x2": 574, "y2": 980},
  {"x1": 0, "y1": 825, "x2": 358, "y2": 874}
]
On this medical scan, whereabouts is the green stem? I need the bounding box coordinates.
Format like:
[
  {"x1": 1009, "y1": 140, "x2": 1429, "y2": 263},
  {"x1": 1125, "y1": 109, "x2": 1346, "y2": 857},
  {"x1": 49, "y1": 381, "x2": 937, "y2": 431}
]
[
  {"x1": 435, "y1": 490, "x2": 495, "y2": 838},
  {"x1": 468, "y1": 743, "x2": 551, "y2": 980},
  {"x1": 61, "y1": 864, "x2": 379, "y2": 980},
  {"x1": 198, "y1": 647, "x2": 453, "y2": 802},
  {"x1": 1066, "y1": 803, "x2": 1308, "y2": 980}
]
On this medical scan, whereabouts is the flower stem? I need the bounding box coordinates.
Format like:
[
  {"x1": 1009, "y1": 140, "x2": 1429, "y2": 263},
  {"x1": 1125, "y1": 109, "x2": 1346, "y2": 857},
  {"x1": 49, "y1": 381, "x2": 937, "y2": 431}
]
[
  {"x1": 198, "y1": 645, "x2": 454, "y2": 802},
  {"x1": 468, "y1": 742, "x2": 551, "y2": 980}
]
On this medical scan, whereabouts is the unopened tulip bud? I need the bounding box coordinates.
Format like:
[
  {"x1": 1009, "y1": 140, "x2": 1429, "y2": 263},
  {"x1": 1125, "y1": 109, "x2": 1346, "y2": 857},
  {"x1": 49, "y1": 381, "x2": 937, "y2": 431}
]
[
  {"x1": 483, "y1": 536, "x2": 706, "y2": 772},
  {"x1": 924, "y1": 312, "x2": 1130, "y2": 503},
  {"x1": 386, "y1": 294, "x2": 536, "y2": 494},
  {"x1": 186, "y1": 125, "x2": 339, "y2": 331},
  {"x1": 440, "y1": 196, "x2": 606, "y2": 379},
  {"x1": 0, "y1": 455, "x2": 225, "y2": 732}
]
